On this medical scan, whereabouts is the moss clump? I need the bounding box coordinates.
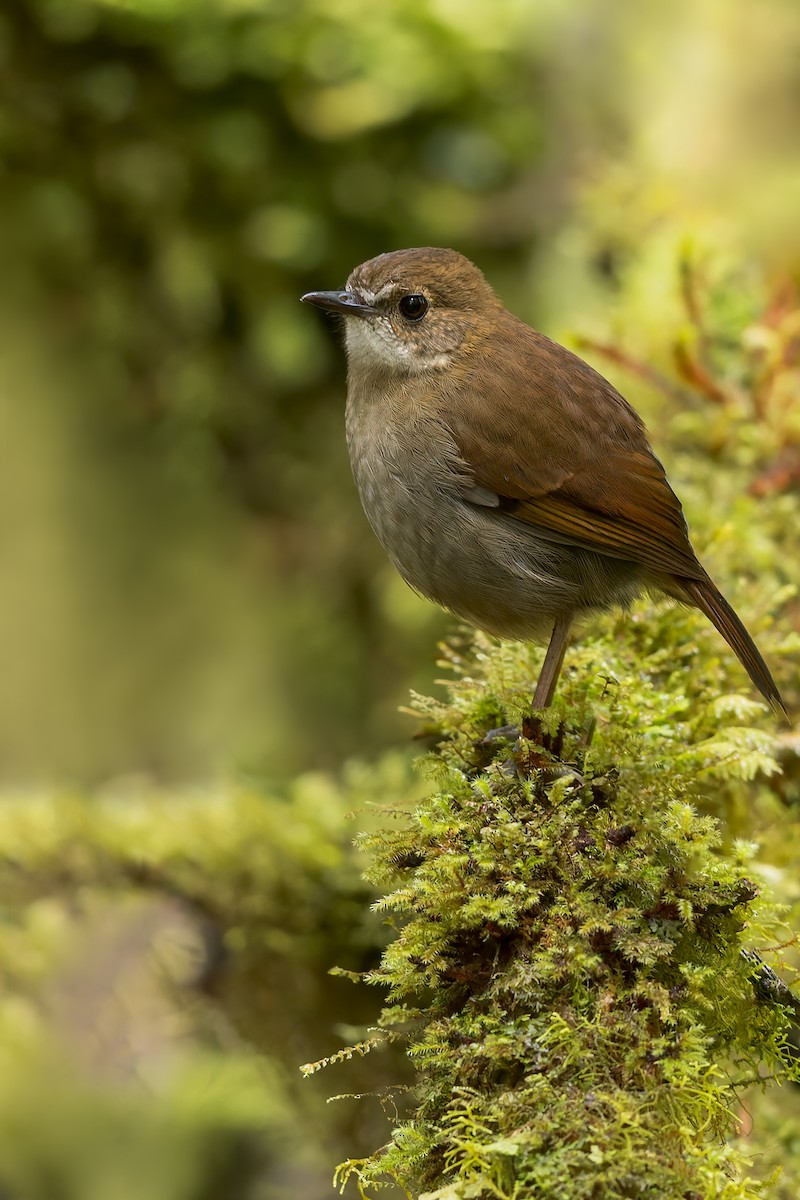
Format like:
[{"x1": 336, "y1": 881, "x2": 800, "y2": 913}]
[{"x1": 330, "y1": 642, "x2": 797, "y2": 1199}]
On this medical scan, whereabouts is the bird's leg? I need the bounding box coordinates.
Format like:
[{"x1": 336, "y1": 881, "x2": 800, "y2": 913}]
[
  {"x1": 476, "y1": 615, "x2": 574, "y2": 767},
  {"x1": 520, "y1": 615, "x2": 573, "y2": 753},
  {"x1": 531, "y1": 614, "x2": 572, "y2": 712}
]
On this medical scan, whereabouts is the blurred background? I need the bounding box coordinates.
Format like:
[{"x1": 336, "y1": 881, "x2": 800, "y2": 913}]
[{"x1": 1, "y1": 0, "x2": 799, "y2": 1196}]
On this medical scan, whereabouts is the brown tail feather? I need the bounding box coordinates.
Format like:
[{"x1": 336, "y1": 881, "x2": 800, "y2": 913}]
[{"x1": 682, "y1": 576, "x2": 788, "y2": 721}]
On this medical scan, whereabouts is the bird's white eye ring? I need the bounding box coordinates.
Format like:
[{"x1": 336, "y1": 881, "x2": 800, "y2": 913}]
[{"x1": 398, "y1": 294, "x2": 428, "y2": 321}]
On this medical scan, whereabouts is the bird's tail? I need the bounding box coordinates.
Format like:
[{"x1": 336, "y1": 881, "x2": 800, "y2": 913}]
[{"x1": 682, "y1": 575, "x2": 788, "y2": 721}]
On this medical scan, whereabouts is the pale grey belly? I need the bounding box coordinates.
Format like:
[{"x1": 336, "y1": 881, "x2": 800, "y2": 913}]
[{"x1": 354, "y1": 471, "x2": 642, "y2": 641}]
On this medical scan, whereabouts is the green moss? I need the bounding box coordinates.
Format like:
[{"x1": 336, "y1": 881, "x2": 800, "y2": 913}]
[{"x1": 328, "y1": 630, "x2": 798, "y2": 1198}]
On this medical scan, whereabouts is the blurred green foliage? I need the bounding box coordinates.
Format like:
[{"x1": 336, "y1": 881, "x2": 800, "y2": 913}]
[
  {"x1": 0, "y1": 756, "x2": 426, "y2": 1199},
  {"x1": 1, "y1": 0, "x2": 800, "y2": 1196},
  {"x1": 0, "y1": 0, "x2": 558, "y2": 782}
]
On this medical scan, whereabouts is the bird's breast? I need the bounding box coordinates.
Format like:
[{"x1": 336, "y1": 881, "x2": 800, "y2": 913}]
[
  {"x1": 345, "y1": 385, "x2": 463, "y2": 567},
  {"x1": 343, "y1": 381, "x2": 625, "y2": 638}
]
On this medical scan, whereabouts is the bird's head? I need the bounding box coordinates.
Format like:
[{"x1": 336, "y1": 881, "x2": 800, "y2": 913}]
[{"x1": 302, "y1": 247, "x2": 501, "y2": 375}]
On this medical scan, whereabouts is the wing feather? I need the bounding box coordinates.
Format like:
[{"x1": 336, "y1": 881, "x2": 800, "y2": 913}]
[{"x1": 445, "y1": 315, "x2": 704, "y2": 582}]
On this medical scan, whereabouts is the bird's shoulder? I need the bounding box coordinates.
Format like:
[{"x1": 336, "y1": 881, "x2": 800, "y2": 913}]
[{"x1": 443, "y1": 312, "x2": 646, "y2": 493}]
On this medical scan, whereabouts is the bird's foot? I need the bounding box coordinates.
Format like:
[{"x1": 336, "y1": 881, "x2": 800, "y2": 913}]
[
  {"x1": 477, "y1": 723, "x2": 521, "y2": 747},
  {"x1": 525, "y1": 710, "x2": 596, "y2": 755},
  {"x1": 522, "y1": 713, "x2": 565, "y2": 757},
  {"x1": 474, "y1": 710, "x2": 595, "y2": 782}
]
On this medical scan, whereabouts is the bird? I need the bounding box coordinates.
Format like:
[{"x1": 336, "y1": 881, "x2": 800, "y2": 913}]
[{"x1": 301, "y1": 247, "x2": 786, "y2": 720}]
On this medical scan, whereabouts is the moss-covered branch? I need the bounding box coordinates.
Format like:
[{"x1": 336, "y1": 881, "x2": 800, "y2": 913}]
[{"x1": 328, "y1": 631, "x2": 799, "y2": 1199}]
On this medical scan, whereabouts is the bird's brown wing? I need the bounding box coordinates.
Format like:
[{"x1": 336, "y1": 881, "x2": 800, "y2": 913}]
[
  {"x1": 446, "y1": 319, "x2": 705, "y2": 582},
  {"x1": 444, "y1": 315, "x2": 786, "y2": 714},
  {"x1": 507, "y1": 450, "x2": 705, "y2": 581}
]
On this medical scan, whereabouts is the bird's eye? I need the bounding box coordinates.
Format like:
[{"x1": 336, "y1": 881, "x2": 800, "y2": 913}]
[{"x1": 398, "y1": 294, "x2": 429, "y2": 321}]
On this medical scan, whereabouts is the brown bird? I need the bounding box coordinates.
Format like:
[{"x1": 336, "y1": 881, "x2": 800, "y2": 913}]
[{"x1": 302, "y1": 247, "x2": 786, "y2": 719}]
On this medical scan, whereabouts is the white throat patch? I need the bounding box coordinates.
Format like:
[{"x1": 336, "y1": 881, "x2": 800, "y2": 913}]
[{"x1": 344, "y1": 317, "x2": 452, "y2": 374}]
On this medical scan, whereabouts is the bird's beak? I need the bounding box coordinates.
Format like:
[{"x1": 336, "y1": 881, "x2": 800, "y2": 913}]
[{"x1": 300, "y1": 289, "x2": 379, "y2": 318}]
